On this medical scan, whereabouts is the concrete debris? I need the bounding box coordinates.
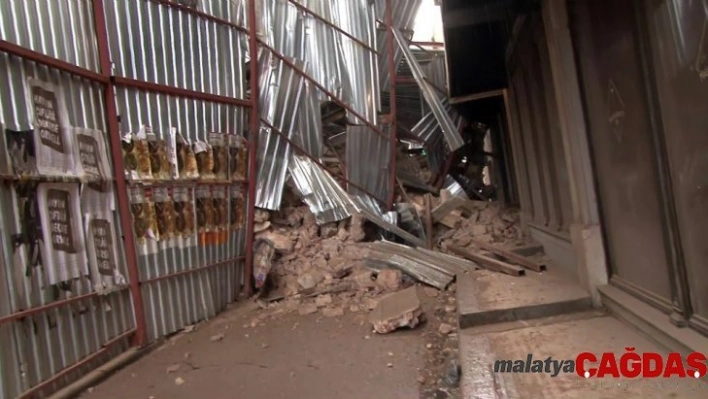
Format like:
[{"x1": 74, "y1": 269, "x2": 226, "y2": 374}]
[
  {"x1": 375, "y1": 269, "x2": 402, "y2": 290},
  {"x1": 210, "y1": 333, "x2": 225, "y2": 342},
  {"x1": 322, "y1": 306, "x2": 345, "y2": 317},
  {"x1": 175, "y1": 377, "x2": 185, "y2": 386},
  {"x1": 315, "y1": 294, "x2": 333, "y2": 308},
  {"x1": 254, "y1": 209, "x2": 270, "y2": 223},
  {"x1": 369, "y1": 287, "x2": 423, "y2": 334},
  {"x1": 166, "y1": 364, "x2": 181, "y2": 374},
  {"x1": 243, "y1": 178, "x2": 529, "y2": 329},
  {"x1": 438, "y1": 323, "x2": 454, "y2": 335},
  {"x1": 298, "y1": 303, "x2": 318, "y2": 315},
  {"x1": 257, "y1": 231, "x2": 294, "y2": 254},
  {"x1": 254, "y1": 221, "x2": 272, "y2": 233},
  {"x1": 298, "y1": 270, "x2": 324, "y2": 290}
]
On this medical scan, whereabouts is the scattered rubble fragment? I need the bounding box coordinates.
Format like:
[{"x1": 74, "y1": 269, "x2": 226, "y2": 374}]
[
  {"x1": 368, "y1": 287, "x2": 423, "y2": 334},
  {"x1": 210, "y1": 333, "x2": 225, "y2": 342}
]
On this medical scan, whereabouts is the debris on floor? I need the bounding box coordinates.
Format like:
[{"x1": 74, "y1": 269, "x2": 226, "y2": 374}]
[
  {"x1": 368, "y1": 286, "x2": 423, "y2": 334},
  {"x1": 240, "y1": 169, "x2": 539, "y2": 398}
]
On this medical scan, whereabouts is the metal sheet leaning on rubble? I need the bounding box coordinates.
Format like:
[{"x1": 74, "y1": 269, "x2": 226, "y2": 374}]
[
  {"x1": 392, "y1": 27, "x2": 464, "y2": 152},
  {"x1": 363, "y1": 242, "x2": 454, "y2": 290},
  {"x1": 373, "y1": 240, "x2": 463, "y2": 277}
]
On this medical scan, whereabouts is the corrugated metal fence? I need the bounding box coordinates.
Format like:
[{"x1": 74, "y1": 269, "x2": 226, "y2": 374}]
[{"x1": 0, "y1": 1, "x2": 252, "y2": 397}]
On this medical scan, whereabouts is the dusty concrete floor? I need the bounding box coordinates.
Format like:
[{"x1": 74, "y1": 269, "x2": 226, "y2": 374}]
[{"x1": 84, "y1": 286, "x2": 460, "y2": 399}]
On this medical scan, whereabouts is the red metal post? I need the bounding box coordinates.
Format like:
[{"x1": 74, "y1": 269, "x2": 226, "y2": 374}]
[
  {"x1": 92, "y1": 0, "x2": 148, "y2": 347},
  {"x1": 385, "y1": 0, "x2": 397, "y2": 210},
  {"x1": 244, "y1": 0, "x2": 260, "y2": 297}
]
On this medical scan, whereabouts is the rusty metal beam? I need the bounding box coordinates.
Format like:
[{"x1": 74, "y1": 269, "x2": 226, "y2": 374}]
[
  {"x1": 244, "y1": 0, "x2": 260, "y2": 297},
  {"x1": 385, "y1": 0, "x2": 397, "y2": 210},
  {"x1": 0, "y1": 288, "x2": 127, "y2": 326},
  {"x1": 93, "y1": 0, "x2": 148, "y2": 347},
  {"x1": 0, "y1": 39, "x2": 108, "y2": 83},
  {"x1": 17, "y1": 329, "x2": 136, "y2": 398},
  {"x1": 148, "y1": 0, "x2": 249, "y2": 34},
  {"x1": 112, "y1": 76, "x2": 251, "y2": 107},
  {"x1": 141, "y1": 256, "x2": 247, "y2": 284}
]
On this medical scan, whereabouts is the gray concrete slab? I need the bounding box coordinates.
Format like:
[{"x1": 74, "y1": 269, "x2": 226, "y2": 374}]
[
  {"x1": 458, "y1": 265, "x2": 592, "y2": 328},
  {"x1": 460, "y1": 316, "x2": 707, "y2": 398}
]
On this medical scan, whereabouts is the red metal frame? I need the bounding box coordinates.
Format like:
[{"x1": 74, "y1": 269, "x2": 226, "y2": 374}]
[
  {"x1": 17, "y1": 328, "x2": 137, "y2": 398},
  {"x1": 113, "y1": 76, "x2": 251, "y2": 107},
  {"x1": 0, "y1": 39, "x2": 108, "y2": 83},
  {"x1": 149, "y1": 0, "x2": 249, "y2": 34},
  {"x1": 0, "y1": 288, "x2": 128, "y2": 326},
  {"x1": 92, "y1": 0, "x2": 149, "y2": 348},
  {"x1": 142, "y1": 256, "x2": 247, "y2": 285},
  {"x1": 385, "y1": 0, "x2": 398, "y2": 210},
  {"x1": 244, "y1": 0, "x2": 260, "y2": 297}
]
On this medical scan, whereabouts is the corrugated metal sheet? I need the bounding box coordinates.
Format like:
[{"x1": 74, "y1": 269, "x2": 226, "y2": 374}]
[
  {"x1": 424, "y1": 53, "x2": 447, "y2": 93},
  {"x1": 105, "y1": 0, "x2": 247, "y2": 98},
  {"x1": 255, "y1": 51, "x2": 306, "y2": 210},
  {"x1": 0, "y1": 0, "x2": 101, "y2": 72},
  {"x1": 444, "y1": 175, "x2": 470, "y2": 200},
  {"x1": 289, "y1": 155, "x2": 352, "y2": 224},
  {"x1": 393, "y1": 27, "x2": 463, "y2": 152},
  {"x1": 345, "y1": 123, "x2": 391, "y2": 202},
  {"x1": 411, "y1": 99, "x2": 465, "y2": 177}
]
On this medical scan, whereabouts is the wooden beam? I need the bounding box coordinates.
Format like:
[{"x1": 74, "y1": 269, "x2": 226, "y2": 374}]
[
  {"x1": 470, "y1": 240, "x2": 546, "y2": 272},
  {"x1": 447, "y1": 245, "x2": 525, "y2": 276}
]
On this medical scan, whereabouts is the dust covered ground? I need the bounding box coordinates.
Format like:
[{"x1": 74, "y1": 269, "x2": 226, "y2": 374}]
[{"x1": 84, "y1": 285, "x2": 460, "y2": 399}]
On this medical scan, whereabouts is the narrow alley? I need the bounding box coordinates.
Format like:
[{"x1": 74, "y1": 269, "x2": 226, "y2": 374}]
[{"x1": 1, "y1": 0, "x2": 707, "y2": 398}]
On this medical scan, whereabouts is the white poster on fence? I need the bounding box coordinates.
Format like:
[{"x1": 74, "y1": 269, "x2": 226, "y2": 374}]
[
  {"x1": 37, "y1": 183, "x2": 88, "y2": 285},
  {"x1": 74, "y1": 127, "x2": 112, "y2": 181},
  {"x1": 26, "y1": 78, "x2": 76, "y2": 177},
  {"x1": 81, "y1": 184, "x2": 125, "y2": 293}
]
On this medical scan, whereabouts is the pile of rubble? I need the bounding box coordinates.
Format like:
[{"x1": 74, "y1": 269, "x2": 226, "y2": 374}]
[{"x1": 247, "y1": 183, "x2": 536, "y2": 334}]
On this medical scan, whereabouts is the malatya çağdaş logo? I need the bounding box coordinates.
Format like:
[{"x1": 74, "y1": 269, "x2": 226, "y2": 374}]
[{"x1": 494, "y1": 349, "x2": 707, "y2": 379}]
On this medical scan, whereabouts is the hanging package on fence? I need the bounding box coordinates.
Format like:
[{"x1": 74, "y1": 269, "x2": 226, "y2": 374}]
[
  {"x1": 75, "y1": 127, "x2": 111, "y2": 181},
  {"x1": 27, "y1": 79, "x2": 76, "y2": 177},
  {"x1": 196, "y1": 185, "x2": 215, "y2": 245},
  {"x1": 129, "y1": 187, "x2": 159, "y2": 244},
  {"x1": 230, "y1": 185, "x2": 246, "y2": 230},
  {"x1": 37, "y1": 183, "x2": 88, "y2": 285},
  {"x1": 175, "y1": 131, "x2": 199, "y2": 179},
  {"x1": 212, "y1": 186, "x2": 228, "y2": 245},
  {"x1": 173, "y1": 186, "x2": 196, "y2": 249},
  {"x1": 209, "y1": 133, "x2": 228, "y2": 180},
  {"x1": 122, "y1": 126, "x2": 153, "y2": 181},
  {"x1": 147, "y1": 128, "x2": 171, "y2": 180},
  {"x1": 229, "y1": 134, "x2": 248, "y2": 181},
  {"x1": 194, "y1": 140, "x2": 215, "y2": 179},
  {"x1": 81, "y1": 184, "x2": 125, "y2": 292},
  {"x1": 153, "y1": 186, "x2": 177, "y2": 247}
]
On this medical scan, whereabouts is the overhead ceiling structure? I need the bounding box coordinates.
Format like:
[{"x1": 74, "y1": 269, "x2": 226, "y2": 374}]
[{"x1": 440, "y1": 0, "x2": 534, "y2": 101}]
